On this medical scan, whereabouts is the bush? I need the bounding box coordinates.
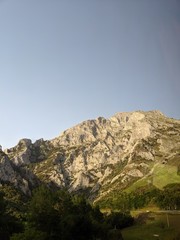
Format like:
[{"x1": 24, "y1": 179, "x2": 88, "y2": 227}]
[
  {"x1": 10, "y1": 227, "x2": 47, "y2": 240},
  {"x1": 106, "y1": 212, "x2": 134, "y2": 229}
]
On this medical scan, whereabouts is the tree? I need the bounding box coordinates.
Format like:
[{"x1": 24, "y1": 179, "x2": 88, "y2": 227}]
[
  {"x1": 155, "y1": 184, "x2": 180, "y2": 210},
  {"x1": 11, "y1": 185, "x2": 61, "y2": 240},
  {"x1": 0, "y1": 191, "x2": 22, "y2": 240},
  {"x1": 27, "y1": 185, "x2": 61, "y2": 238},
  {"x1": 10, "y1": 227, "x2": 47, "y2": 240},
  {"x1": 10, "y1": 185, "x2": 128, "y2": 240}
]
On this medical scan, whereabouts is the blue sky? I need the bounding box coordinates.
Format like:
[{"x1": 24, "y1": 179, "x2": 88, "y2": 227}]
[{"x1": 0, "y1": 0, "x2": 180, "y2": 148}]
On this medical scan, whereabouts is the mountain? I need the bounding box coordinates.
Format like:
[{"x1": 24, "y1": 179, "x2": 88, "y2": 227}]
[{"x1": 0, "y1": 110, "x2": 180, "y2": 203}]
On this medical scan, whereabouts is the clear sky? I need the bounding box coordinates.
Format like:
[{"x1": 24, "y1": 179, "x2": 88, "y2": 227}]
[{"x1": 0, "y1": 0, "x2": 180, "y2": 149}]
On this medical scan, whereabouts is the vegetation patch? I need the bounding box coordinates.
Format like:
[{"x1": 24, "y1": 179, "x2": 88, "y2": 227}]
[
  {"x1": 152, "y1": 164, "x2": 180, "y2": 189},
  {"x1": 0, "y1": 185, "x2": 133, "y2": 240},
  {"x1": 121, "y1": 212, "x2": 180, "y2": 240},
  {"x1": 125, "y1": 177, "x2": 152, "y2": 193}
]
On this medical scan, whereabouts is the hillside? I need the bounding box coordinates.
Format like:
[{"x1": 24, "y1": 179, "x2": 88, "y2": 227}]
[{"x1": 0, "y1": 110, "x2": 180, "y2": 203}]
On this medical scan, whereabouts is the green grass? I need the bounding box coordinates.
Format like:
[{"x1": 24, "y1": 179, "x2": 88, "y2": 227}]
[
  {"x1": 121, "y1": 223, "x2": 177, "y2": 240},
  {"x1": 124, "y1": 178, "x2": 151, "y2": 193},
  {"x1": 125, "y1": 161, "x2": 180, "y2": 193},
  {"x1": 153, "y1": 164, "x2": 180, "y2": 189},
  {"x1": 155, "y1": 213, "x2": 180, "y2": 230},
  {"x1": 121, "y1": 213, "x2": 180, "y2": 240}
]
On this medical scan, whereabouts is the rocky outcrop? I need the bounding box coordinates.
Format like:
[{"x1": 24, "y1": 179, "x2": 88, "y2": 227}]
[
  {"x1": 0, "y1": 150, "x2": 33, "y2": 195},
  {"x1": 0, "y1": 110, "x2": 180, "y2": 201},
  {"x1": 4, "y1": 139, "x2": 33, "y2": 166}
]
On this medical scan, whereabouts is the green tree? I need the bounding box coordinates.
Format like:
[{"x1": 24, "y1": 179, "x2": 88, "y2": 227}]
[
  {"x1": 27, "y1": 185, "x2": 61, "y2": 238},
  {"x1": 155, "y1": 183, "x2": 180, "y2": 210},
  {"x1": 0, "y1": 191, "x2": 22, "y2": 240},
  {"x1": 10, "y1": 185, "x2": 128, "y2": 240},
  {"x1": 10, "y1": 227, "x2": 47, "y2": 240}
]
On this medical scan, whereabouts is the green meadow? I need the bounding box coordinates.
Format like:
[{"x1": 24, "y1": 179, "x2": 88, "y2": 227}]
[
  {"x1": 122, "y1": 212, "x2": 180, "y2": 240},
  {"x1": 153, "y1": 164, "x2": 180, "y2": 189}
]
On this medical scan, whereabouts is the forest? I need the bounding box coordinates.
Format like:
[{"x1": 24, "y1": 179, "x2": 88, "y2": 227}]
[
  {"x1": 98, "y1": 183, "x2": 180, "y2": 211},
  {"x1": 0, "y1": 183, "x2": 180, "y2": 240},
  {"x1": 0, "y1": 185, "x2": 133, "y2": 240}
]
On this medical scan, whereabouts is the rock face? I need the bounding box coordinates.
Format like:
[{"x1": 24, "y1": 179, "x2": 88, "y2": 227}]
[
  {"x1": 0, "y1": 110, "x2": 180, "y2": 201},
  {"x1": 0, "y1": 149, "x2": 38, "y2": 195}
]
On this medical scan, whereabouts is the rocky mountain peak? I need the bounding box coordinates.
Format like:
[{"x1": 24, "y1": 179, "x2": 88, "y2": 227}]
[
  {"x1": 0, "y1": 110, "x2": 179, "y2": 201},
  {"x1": 4, "y1": 138, "x2": 33, "y2": 166}
]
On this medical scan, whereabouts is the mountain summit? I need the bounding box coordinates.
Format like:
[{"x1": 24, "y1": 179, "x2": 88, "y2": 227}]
[{"x1": 0, "y1": 111, "x2": 180, "y2": 201}]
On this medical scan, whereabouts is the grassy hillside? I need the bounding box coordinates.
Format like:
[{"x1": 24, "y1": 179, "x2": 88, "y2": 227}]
[
  {"x1": 122, "y1": 212, "x2": 180, "y2": 240},
  {"x1": 125, "y1": 162, "x2": 180, "y2": 193},
  {"x1": 152, "y1": 164, "x2": 180, "y2": 189}
]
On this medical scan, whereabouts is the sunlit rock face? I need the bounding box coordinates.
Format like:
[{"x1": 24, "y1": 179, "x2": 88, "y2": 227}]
[
  {"x1": 1, "y1": 110, "x2": 180, "y2": 200},
  {"x1": 0, "y1": 149, "x2": 33, "y2": 195}
]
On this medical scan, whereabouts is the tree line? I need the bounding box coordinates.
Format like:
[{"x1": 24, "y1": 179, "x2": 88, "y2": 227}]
[
  {"x1": 1, "y1": 183, "x2": 179, "y2": 239},
  {"x1": 0, "y1": 185, "x2": 133, "y2": 240},
  {"x1": 98, "y1": 183, "x2": 180, "y2": 211}
]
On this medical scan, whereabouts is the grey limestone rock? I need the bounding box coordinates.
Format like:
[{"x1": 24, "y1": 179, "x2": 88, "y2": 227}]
[{"x1": 0, "y1": 110, "x2": 179, "y2": 201}]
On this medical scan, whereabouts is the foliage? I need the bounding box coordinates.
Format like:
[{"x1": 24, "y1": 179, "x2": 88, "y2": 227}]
[
  {"x1": 2, "y1": 182, "x2": 179, "y2": 239},
  {"x1": 27, "y1": 185, "x2": 61, "y2": 237},
  {"x1": 105, "y1": 211, "x2": 134, "y2": 229},
  {"x1": 155, "y1": 183, "x2": 180, "y2": 210},
  {"x1": 9, "y1": 185, "x2": 134, "y2": 240},
  {"x1": 0, "y1": 184, "x2": 27, "y2": 219},
  {"x1": 0, "y1": 191, "x2": 23, "y2": 240},
  {"x1": 10, "y1": 227, "x2": 47, "y2": 240},
  {"x1": 98, "y1": 186, "x2": 160, "y2": 211}
]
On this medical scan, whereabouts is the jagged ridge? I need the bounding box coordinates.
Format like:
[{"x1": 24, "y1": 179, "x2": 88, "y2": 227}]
[{"x1": 0, "y1": 110, "x2": 180, "y2": 202}]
